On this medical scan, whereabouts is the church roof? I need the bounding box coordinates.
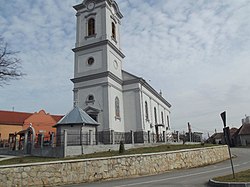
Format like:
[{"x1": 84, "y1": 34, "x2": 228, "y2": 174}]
[
  {"x1": 122, "y1": 70, "x2": 172, "y2": 108},
  {"x1": 74, "y1": 0, "x2": 123, "y2": 18},
  {"x1": 55, "y1": 106, "x2": 99, "y2": 126}
]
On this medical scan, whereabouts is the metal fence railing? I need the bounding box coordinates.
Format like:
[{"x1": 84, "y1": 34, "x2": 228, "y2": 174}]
[
  {"x1": 0, "y1": 139, "x2": 9, "y2": 148},
  {"x1": 1, "y1": 130, "x2": 170, "y2": 150}
]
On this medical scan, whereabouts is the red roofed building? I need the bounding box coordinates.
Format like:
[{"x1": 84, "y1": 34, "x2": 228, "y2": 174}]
[
  {"x1": 0, "y1": 110, "x2": 63, "y2": 140},
  {"x1": 0, "y1": 110, "x2": 32, "y2": 139}
]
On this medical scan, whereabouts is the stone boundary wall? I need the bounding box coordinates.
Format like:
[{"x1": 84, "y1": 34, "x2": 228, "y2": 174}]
[{"x1": 0, "y1": 145, "x2": 229, "y2": 187}]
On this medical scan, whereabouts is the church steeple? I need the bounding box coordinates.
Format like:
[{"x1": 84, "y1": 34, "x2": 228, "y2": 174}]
[
  {"x1": 72, "y1": 0, "x2": 125, "y2": 81},
  {"x1": 72, "y1": 0, "x2": 126, "y2": 134},
  {"x1": 73, "y1": 0, "x2": 123, "y2": 50}
]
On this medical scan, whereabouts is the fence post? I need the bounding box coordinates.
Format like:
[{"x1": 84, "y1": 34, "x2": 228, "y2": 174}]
[
  {"x1": 24, "y1": 132, "x2": 28, "y2": 153},
  {"x1": 163, "y1": 131, "x2": 166, "y2": 143},
  {"x1": 152, "y1": 133, "x2": 155, "y2": 143},
  {"x1": 89, "y1": 130, "x2": 93, "y2": 145},
  {"x1": 15, "y1": 137, "x2": 19, "y2": 150},
  {"x1": 50, "y1": 132, "x2": 54, "y2": 147},
  {"x1": 63, "y1": 130, "x2": 67, "y2": 157},
  {"x1": 95, "y1": 127, "x2": 98, "y2": 145},
  {"x1": 111, "y1": 130, "x2": 115, "y2": 144},
  {"x1": 176, "y1": 131, "x2": 180, "y2": 142},
  {"x1": 131, "y1": 130, "x2": 134, "y2": 144},
  {"x1": 148, "y1": 131, "x2": 151, "y2": 143},
  {"x1": 41, "y1": 134, "x2": 44, "y2": 148},
  {"x1": 80, "y1": 126, "x2": 84, "y2": 145}
]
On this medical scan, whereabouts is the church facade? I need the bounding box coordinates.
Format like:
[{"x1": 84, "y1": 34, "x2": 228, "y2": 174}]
[{"x1": 71, "y1": 0, "x2": 171, "y2": 143}]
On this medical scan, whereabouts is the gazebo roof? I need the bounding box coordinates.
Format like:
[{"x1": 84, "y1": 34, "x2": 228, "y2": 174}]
[{"x1": 55, "y1": 106, "x2": 99, "y2": 126}]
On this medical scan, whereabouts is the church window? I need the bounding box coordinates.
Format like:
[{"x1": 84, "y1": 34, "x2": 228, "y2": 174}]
[
  {"x1": 88, "y1": 18, "x2": 95, "y2": 36},
  {"x1": 112, "y1": 22, "x2": 116, "y2": 39},
  {"x1": 154, "y1": 107, "x2": 157, "y2": 124},
  {"x1": 88, "y1": 95, "x2": 94, "y2": 101},
  {"x1": 115, "y1": 97, "x2": 120, "y2": 118},
  {"x1": 145, "y1": 101, "x2": 149, "y2": 120},
  {"x1": 87, "y1": 57, "x2": 94, "y2": 65},
  {"x1": 86, "y1": 94, "x2": 95, "y2": 104}
]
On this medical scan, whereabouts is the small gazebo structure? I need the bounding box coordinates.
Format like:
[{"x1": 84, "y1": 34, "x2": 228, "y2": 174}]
[
  {"x1": 54, "y1": 106, "x2": 99, "y2": 145},
  {"x1": 16, "y1": 124, "x2": 36, "y2": 153}
]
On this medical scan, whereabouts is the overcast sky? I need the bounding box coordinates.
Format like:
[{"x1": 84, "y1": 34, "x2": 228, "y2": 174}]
[{"x1": 1, "y1": 0, "x2": 250, "y2": 136}]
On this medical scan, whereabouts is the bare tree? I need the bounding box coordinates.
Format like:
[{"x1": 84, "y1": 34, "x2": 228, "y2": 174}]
[{"x1": 0, "y1": 37, "x2": 25, "y2": 86}]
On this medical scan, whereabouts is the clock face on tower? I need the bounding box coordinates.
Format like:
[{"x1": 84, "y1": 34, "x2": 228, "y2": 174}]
[{"x1": 87, "y1": 2, "x2": 95, "y2": 10}]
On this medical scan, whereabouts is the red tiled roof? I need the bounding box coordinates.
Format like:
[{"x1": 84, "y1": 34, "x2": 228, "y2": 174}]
[
  {"x1": 51, "y1": 115, "x2": 64, "y2": 122},
  {"x1": 0, "y1": 110, "x2": 64, "y2": 125},
  {"x1": 0, "y1": 110, "x2": 32, "y2": 125},
  {"x1": 230, "y1": 127, "x2": 238, "y2": 136}
]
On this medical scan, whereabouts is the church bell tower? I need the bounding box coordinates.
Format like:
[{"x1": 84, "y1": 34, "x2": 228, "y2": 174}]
[{"x1": 72, "y1": 0, "x2": 125, "y2": 135}]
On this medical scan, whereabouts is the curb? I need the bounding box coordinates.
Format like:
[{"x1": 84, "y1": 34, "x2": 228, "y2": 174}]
[{"x1": 209, "y1": 179, "x2": 250, "y2": 187}]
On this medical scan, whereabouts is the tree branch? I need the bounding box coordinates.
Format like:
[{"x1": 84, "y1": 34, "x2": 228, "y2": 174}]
[{"x1": 0, "y1": 37, "x2": 25, "y2": 86}]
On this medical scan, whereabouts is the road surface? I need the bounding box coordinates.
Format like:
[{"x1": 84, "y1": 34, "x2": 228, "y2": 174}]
[{"x1": 63, "y1": 148, "x2": 250, "y2": 187}]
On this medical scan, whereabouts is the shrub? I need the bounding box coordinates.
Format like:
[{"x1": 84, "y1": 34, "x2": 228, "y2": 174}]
[{"x1": 119, "y1": 141, "x2": 125, "y2": 154}]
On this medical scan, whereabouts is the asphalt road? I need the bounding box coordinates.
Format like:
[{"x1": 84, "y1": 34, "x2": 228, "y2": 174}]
[{"x1": 63, "y1": 148, "x2": 250, "y2": 187}]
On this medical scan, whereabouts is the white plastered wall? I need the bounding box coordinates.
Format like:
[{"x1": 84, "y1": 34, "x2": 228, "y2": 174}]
[{"x1": 107, "y1": 78, "x2": 124, "y2": 132}]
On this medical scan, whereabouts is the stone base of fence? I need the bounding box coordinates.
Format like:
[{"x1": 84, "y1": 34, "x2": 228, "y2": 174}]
[{"x1": 0, "y1": 145, "x2": 229, "y2": 187}]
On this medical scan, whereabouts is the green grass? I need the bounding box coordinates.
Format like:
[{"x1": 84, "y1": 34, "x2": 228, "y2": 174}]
[
  {"x1": 214, "y1": 169, "x2": 250, "y2": 182},
  {"x1": 0, "y1": 144, "x2": 216, "y2": 166}
]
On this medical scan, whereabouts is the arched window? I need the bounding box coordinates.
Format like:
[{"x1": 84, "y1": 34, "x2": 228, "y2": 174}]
[
  {"x1": 88, "y1": 18, "x2": 95, "y2": 36},
  {"x1": 86, "y1": 94, "x2": 95, "y2": 104},
  {"x1": 154, "y1": 107, "x2": 157, "y2": 124},
  {"x1": 88, "y1": 95, "x2": 94, "y2": 101},
  {"x1": 112, "y1": 22, "x2": 116, "y2": 39},
  {"x1": 145, "y1": 101, "x2": 149, "y2": 120},
  {"x1": 115, "y1": 97, "x2": 120, "y2": 118}
]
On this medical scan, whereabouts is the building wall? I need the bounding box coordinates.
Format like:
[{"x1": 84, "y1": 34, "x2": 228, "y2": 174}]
[
  {"x1": 240, "y1": 135, "x2": 250, "y2": 146},
  {"x1": 142, "y1": 89, "x2": 170, "y2": 134},
  {"x1": 76, "y1": 85, "x2": 105, "y2": 129},
  {"x1": 107, "y1": 45, "x2": 123, "y2": 79},
  {"x1": 0, "y1": 146, "x2": 229, "y2": 187},
  {"x1": 123, "y1": 82, "x2": 171, "y2": 134},
  {"x1": 23, "y1": 110, "x2": 57, "y2": 137},
  {"x1": 56, "y1": 124, "x2": 97, "y2": 146},
  {"x1": 0, "y1": 124, "x2": 22, "y2": 140},
  {"x1": 123, "y1": 90, "x2": 137, "y2": 132},
  {"x1": 108, "y1": 79, "x2": 124, "y2": 132},
  {"x1": 75, "y1": 78, "x2": 125, "y2": 132},
  {"x1": 76, "y1": 49, "x2": 104, "y2": 75}
]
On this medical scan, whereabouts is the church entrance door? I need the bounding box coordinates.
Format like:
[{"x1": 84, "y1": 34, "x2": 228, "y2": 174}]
[
  {"x1": 84, "y1": 106, "x2": 100, "y2": 123},
  {"x1": 89, "y1": 114, "x2": 98, "y2": 122}
]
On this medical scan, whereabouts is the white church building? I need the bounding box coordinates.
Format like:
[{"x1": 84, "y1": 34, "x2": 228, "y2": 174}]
[{"x1": 71, "y1": 0, "x2": 171, "y2": 143}]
